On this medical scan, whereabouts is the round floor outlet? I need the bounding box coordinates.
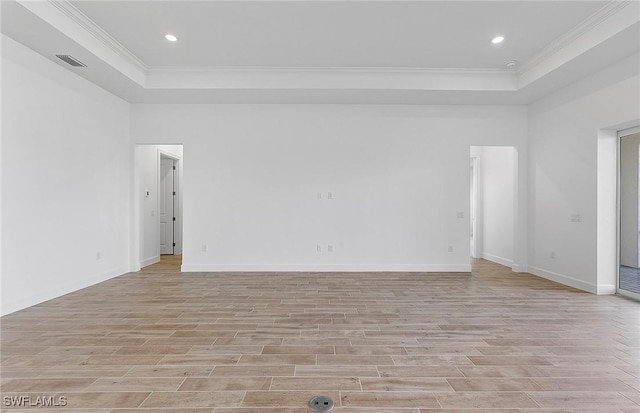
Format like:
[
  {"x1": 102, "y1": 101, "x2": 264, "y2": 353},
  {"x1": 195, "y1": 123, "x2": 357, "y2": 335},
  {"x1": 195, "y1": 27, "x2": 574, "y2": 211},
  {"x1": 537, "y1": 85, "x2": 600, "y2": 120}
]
[{"x1": 309, "y1": 395, "x2": 334, "y2": 412}]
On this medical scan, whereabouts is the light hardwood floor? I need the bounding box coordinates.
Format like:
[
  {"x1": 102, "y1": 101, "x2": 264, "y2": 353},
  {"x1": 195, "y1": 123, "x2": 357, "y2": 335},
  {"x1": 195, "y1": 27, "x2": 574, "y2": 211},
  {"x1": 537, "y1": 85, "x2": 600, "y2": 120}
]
[{"x1": 1, "y1": 257, "x2": 639, "y2": 412}]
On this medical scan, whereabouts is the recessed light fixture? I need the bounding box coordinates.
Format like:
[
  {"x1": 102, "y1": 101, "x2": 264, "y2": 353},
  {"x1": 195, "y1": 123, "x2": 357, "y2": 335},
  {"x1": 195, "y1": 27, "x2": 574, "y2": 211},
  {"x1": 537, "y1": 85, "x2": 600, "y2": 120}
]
[
  {"x1": 165, "y1": 34, "x2": 178, "y2": 42},
  {"x1": 491, "y1": 36, "x2": 504, "y2": 44}
]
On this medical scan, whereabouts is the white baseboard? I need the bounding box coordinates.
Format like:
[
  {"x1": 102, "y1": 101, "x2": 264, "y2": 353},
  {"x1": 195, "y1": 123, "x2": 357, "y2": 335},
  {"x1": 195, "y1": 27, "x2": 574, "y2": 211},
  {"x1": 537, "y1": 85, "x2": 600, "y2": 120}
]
[
  {"x1": 596, "y1": 284, "x2": 616, "y2": 295},
  {"x1": 1, "y1": 266, "x2": 128, "y2": 316},
  {"x1": 181, "y1": 263, "x2": 472, "y2": 273},
  {"x1": 528, "y1": 266, "x2": 597, "y2": 294},
  {"x1": 481, "y1": 252, "x2": 513, "y2": 268},
  {"x1": 140, "y1": 255, "x2": 160, "y2": 268},
  {"x1": 511, "y1": 263, "x2": 528, "y2": 273}
]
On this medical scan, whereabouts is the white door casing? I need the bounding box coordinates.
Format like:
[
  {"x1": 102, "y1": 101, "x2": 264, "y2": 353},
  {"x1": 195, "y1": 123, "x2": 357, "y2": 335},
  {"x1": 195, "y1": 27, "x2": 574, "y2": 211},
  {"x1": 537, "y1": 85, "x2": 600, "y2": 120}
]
[{"x1": 160, "y1": 157, "x2": 175, "y2": 255}]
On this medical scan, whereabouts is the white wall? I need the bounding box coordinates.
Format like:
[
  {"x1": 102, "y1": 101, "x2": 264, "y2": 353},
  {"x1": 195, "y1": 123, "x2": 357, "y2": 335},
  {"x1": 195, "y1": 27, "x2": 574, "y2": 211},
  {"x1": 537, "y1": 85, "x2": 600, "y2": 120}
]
[
  {"x1": 136, "y1": 144, "x2": 183, "y2": 268},
  {"x1": 470, "y1": 146, "x2": 515, "y2": 267},
  {"x1": 528, "y1": 52, "x2": 640, "y2": 294},
  {"x1": 620, "y1": 133, "x2": 640, "y2": 268},
  {"x1": 131, "y1": 104, "x2": 528, "y2": 272},
  {"x1": 1, "y1": 35, "x2": 131, "y2": 315}
]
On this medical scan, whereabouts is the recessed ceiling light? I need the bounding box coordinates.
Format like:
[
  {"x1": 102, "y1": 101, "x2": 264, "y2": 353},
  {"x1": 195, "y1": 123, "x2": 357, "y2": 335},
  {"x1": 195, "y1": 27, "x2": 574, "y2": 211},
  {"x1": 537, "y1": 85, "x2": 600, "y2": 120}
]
[
  {"x1": 165, "y1": 34, "x2": 178, "y2": 42},
  {"x1": 491, "y1": 36, "x2": 505, "y2": 44}
]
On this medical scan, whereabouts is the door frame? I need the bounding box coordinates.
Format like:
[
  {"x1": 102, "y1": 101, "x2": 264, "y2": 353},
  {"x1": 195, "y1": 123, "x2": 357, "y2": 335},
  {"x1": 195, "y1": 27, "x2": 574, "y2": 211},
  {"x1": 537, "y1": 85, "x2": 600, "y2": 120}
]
[
  {"x1": 470, "y1": 156, "x2": 479, "y2": 259},
  {"x1": 617, "y1": 126, "x2": 640, "y2": 301},
  {"x1": 158, "y1": 150, "x2": 181, "y2": 256}
]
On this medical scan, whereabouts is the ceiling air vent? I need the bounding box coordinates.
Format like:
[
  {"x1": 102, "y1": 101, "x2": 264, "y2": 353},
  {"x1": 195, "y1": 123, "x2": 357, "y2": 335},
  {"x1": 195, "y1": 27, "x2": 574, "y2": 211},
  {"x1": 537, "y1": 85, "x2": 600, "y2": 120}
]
[{"x1": 55, "y1": 54, "x2": 87, "y2": 67}]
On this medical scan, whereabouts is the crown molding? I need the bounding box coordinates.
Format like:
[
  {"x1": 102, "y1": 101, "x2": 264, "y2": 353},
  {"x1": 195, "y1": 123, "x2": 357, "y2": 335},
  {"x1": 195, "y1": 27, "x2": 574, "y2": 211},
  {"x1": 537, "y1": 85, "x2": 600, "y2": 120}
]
[
  {"x1": 517, "y1": 0, "x2": 638, "y2": 83},
  {"x1": 47, "y1": 0, "x2": 147, "y2": 72},
  {"x1": 15, "y1": 0, "x2": 147, "y2": 86}
]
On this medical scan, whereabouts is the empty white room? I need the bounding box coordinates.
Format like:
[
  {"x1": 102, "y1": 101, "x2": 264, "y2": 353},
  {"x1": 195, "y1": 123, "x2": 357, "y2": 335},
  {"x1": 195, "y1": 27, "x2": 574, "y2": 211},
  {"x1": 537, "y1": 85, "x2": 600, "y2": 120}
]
[{"x1": 1, "y1": 0, "x2": 640, "y2": 411}]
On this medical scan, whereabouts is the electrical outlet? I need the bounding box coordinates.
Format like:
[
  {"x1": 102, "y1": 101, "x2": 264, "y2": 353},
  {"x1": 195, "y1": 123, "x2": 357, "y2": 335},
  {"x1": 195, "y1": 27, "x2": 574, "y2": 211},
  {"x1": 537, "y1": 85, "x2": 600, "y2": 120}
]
[
  {"x1": 328, "y1": 245, "x2": 333, "y2": 252},
  {"x1": 328, "y1": 192, "x2": 333, "y2": 200},
  {"x1": 96, "y1": 251, "x2": 101, "y2": 260},
  {"x1": 448, "y1": 246, "x2": 454, "y2": 253},
  {"x1": 201, "y1": 244, "x2": 207, "y2": 252},
  {"x1": 570, "y1": 214, "x2": 582, "y2": 222},
  {"x1": 317, "y1": 192, "x2": 322, "y2": 200},
  {"x1": 550, "y1": 251, "x2": 556, "y2": 259},
  {"x1": 456, "y1": 211, "x2": 464, "y2": 219},
  {"x1": 316, "y1": 244, "x2": 322, "y2": 252}
]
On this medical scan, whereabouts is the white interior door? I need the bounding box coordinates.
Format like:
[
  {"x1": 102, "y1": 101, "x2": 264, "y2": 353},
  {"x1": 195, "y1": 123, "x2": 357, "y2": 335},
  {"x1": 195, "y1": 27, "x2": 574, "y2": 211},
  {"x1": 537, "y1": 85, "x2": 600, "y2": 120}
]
[{"x1": 160, "y1": 157, "x2": 175, "y2": 255}]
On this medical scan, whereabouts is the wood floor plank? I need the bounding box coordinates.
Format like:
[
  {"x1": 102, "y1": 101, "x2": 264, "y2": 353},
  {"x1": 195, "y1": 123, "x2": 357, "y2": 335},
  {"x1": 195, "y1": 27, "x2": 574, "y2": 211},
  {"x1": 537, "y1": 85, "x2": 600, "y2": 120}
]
[
  {"x1": 140, "y1": 391, "x2": 245, "y2": 408},
  {"x1": 270, "y1": 377, "x2": 361, "y2": 391},
  {"x1": 340, "y1": 391, "x2": 440, "y2": 408},
  {"x1": 178, "y1": 377, "x2": 272, "y2": 391},
  {"x1": 85, "y1": 377, "x2": 185, "y2": 392}
]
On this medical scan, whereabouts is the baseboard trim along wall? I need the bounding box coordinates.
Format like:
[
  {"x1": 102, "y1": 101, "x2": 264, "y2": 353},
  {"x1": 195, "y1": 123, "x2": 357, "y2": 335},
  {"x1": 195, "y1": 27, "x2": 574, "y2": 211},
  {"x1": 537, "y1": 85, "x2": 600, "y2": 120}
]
[
  {"x1": 511, "y1": 264, "x2": 528, "y2": 273},
  {"x1": 481, "y1": 252, "x2": 513, "y2": 268},
  {"x1": 1, "y1": 266, "x2": 129, "y2": 316},
  {"x1": 181, "y1": 264, "x2": 472, "y2": 273},
  {"x1": 140, "y1": 255, "x2": 161, "y2": 268},
  {"x1": 528, "y1": 266, "x2": 599, "y2": 295}
]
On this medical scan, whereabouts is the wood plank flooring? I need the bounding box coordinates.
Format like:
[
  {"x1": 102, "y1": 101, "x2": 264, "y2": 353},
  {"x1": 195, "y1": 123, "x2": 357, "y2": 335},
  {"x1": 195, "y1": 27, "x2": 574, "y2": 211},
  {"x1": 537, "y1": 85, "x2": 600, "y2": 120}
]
[{"x1": 1, "y1": 257, "x2": 639, "y2": 412}]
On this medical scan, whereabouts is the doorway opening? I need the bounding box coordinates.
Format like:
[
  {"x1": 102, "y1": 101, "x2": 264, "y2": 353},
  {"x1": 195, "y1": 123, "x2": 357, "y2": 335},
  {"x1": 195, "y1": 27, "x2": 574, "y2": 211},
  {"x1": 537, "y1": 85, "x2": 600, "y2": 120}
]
[
  {"x1": 618, "y1": 128, "x2": 640, "y2": 300},
  {"x1": 470, "y1": 146, "x2": 517, "y2": 268},
  {"x1": 135, "y1": 144, "x2": 183, "y2": 269},
  {"x1": 160, "y1": 155, "x2": 178, "y2": 255}
]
